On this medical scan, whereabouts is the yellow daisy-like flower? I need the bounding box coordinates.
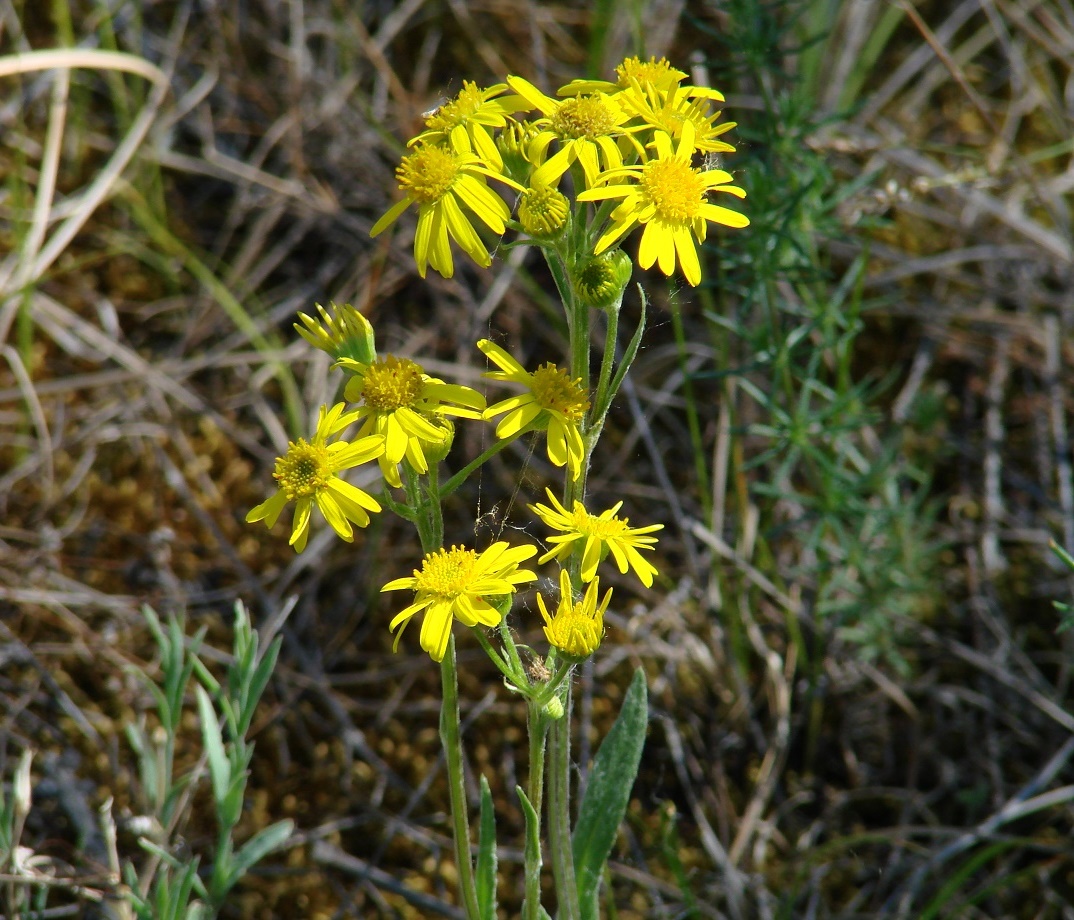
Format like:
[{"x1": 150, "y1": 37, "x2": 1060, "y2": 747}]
[
  {"x1": 537, "y1": 569, "x2": 612, "y2": 660},
  {"x1": 338, "y1": 354, "x2": 486, "y2": 488},
  {"x1": 505, "y1": 75, "x2": 636, "y2": 189},
  {"x1": 557, "y1": 56, "x2": 690, "y2": 97},
  {"x1": 412, "y1": 81, "x2": 527, "y2": 171},
  {"x1": 577, "y1": 122, "x2": 749, "y2": 286},
  {"x1": 246, "y1": 403, "x2": 383, "y2": 553},
  {"x1": 370, "y1": 141, "x2": 522, "y2": 278},
  {"x1": 382, "y1": 542, "x2": 538, "y2": 662},
  {"x1": 619, "y1": 80, "x2": 738, "y2": 155},
  {"x1": 477, "y1": 339, "x2": 589, "y2": 478},
  {"x1": 529, "y1": 488, "x2": 663, "y2": 588}
]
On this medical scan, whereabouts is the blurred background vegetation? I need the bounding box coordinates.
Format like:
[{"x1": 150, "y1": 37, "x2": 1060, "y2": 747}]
[{"x1": 3, "y1": 0, "x2": 1074, "y2": 917}]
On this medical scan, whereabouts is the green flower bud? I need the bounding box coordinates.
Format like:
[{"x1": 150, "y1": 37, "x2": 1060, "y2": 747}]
[
  {"x1": 518, "y1": 184, "x2": 570, "y2": 238},
  {"x1": 294, "y1": 302, "x2": 377, "y2": 364},
  {"x1": 497, "y1": 120, "x2": 540, "y2": 186},
  {"x1": 421, "y1": 418, "x2": 455, "y2": 465},
  {"x1": 572, "y1": 249, "x2": 633, "y2": 309},
  {"x1": 543, "y1": 695, "x2": 565, "y2": 720}
]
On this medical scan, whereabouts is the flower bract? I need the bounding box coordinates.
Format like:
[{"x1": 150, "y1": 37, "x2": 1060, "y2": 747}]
[
  {"x1": 246, "y1": 403, "x2": 383, "y2": 552},
  {"x1": 477, "y1": 339, "x2": 589, "y2": 478},
  {"x1": 339, "y1": 354, "x2": 486, "y2": 487},
  {"x1": 382, "y1": 542, "x2": 538, "y2": 662},
  {"x1": 529, "y1": 487, "x2": 663, "y2": 588},
  {"x1": 538, "y1": 568, "x2": 611, "y2": 660}
]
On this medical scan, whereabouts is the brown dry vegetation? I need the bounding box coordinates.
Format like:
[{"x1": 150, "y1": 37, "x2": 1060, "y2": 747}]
[{"x1": 4, "y1": 0, "x2": 1074, "y2": 918}]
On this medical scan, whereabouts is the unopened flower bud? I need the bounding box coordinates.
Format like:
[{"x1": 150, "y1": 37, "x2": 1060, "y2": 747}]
[
  {"x1": 573, "y1": 250, "x2": 633, "y2": 309},
  {"x1": 518, "y1": 185, "x2": 569, "y2": 238},
  {"x1": 421, "y1": 419, "x2": 455, "y2": 464},
  {"x1": 295, "y1": 302, "x2": 377, "y2": 364},
  {"x1": 543, "y1": 696, "x2": 565, "y2": 720}
]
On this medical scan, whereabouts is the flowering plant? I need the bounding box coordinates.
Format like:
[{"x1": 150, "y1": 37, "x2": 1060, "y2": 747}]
[{"x1": 247, "y1": 56, "x2": 747, "y2": 918}]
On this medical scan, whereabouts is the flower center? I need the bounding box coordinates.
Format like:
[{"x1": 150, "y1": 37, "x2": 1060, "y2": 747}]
[
  {"x1": 552, "y1": 96, "x2": 616, "y2": 139},
  {"x1": 359, "y1": 355, "x2": 426, "y2": 411},
  {"x1": 572, "y1": 506, "x2": 628, "y2": 539},
  {"x1": 640, "y1": 158, "x2": 705, "y2": 222},
  {"x1": 616, "y1": 56, "x2": 684, "y2": 89},
  {"x1": 530, "y1": 364, "x2": 590, "y2": 420},
  {"x1": 415, "y1": 545, "x2": 479, "y2": 598},
  {"x1": 397, "y1": 146, "x2": 460, "y2": 204},
  {"x1": 426, "y1": 81, "x2": 485, "y2": 131},
  {"x1": 274, "y1": 440, "x2": 331, "y2": 499}
]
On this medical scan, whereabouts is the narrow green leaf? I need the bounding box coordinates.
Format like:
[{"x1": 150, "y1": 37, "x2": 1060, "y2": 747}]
[
  {"x1": 195, "y1": 686, "x2": 230, "y2": 807},
  {"x1": 229, "y1": 818, "x2": 295, "y2": 880},
  {"x1": 572, "y1": 667, "x2": 648, "y2": 920},
  {"x1": 516, "y1": 785, "x2": 543, "y2": 920},
  {"x1": 476, "y1": 776, "x2": 498, "y2": 920}
]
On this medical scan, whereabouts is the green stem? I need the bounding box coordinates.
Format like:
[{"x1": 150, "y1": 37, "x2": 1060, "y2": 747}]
[
  {"x1": 547, "y1": 684, "x2": 581, "y2": 920},
  {"x1": 438, "y1": 426, "x2": 534, "y2": 500},
  {"x1": 523, "y1": 702, "x2": 548, "y2": 920},
  {"x1": 440, "y1": 635, "x2": 481, "y2": 920}
]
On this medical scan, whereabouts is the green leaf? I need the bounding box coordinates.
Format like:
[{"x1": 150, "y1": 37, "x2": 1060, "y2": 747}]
[
  {"x1": 572, "y1": 667, "x2": 648, "y2": 920},
  {"x1": 476, "y1": 776, "x2": 498, "y2": 920},
  {"x1": 195, "y1": 686, "x2": 230, "y2": 808},
  {"x1": 516, "y1": 784, "x2": 542, "y2": 918},
  {"x1": 229, "y1": 818, "x2": 295, "y2": 882}
]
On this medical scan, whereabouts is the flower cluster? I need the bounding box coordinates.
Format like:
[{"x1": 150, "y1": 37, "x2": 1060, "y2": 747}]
[
  {"x1": 372, "y1": 56, "x2": 748, "y2": 286},
  {"x1": 246, "y1": 305, "x2": 663, "y2": 663}
]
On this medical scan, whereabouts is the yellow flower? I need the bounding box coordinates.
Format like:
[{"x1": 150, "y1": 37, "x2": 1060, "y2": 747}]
[
  {"x1": 506, "y1": 76, "x2": 636, "y2": 189},
  {"x1": 529, "y1": 488, "x2": 663, "y2": 588},
  {"x1": 618, "y1": 80, "x2": 739, "y2": 155},
  {"x1": 477, "y1": 339, "x2": 589, "y2": 478},
  {"x1": 538, "y1": 569, "x2": 612, "y2": 660},
  {"x1": 370, "y1": 142, "x2": 521, "y2": 278},
  {"x1": 338, "y1": 354, "x2": 486, "y2": 488},
  {"x1": 382, "y1": 542, "x2": 538, "y2": 662},
  {"x1": 558, "y1": 56, "x2": 690, "y2": 97},
  {"x1": 413, "y1": 81, "x2": 527, "y2": 171},
  {"x1": 246, "y1": 403, "x2": 383, "y2": 553},
  {"x1": 577, "y1": 123, "x2": 748, "y2": 286},
  {"x1": 294, "y1": 302, "x2": 376, "y2": 364}
]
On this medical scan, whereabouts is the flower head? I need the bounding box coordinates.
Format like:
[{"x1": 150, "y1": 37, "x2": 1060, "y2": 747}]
[
  {"x1": 413, "y1": 81, "x2": 527, "y2": 171},
  {"x1": 382, "y1": 541, "x2": 538, "y2": 662},
  {"x1": 370, "y1": 142, "x2": 521, "y2": 278},
  {"x1": 477, "y1": 339, "x2": 589, "y2": 478},
  {"x1": 506, "y1": 76, "x2": 635, "y2": 189},
  {"x1": 538, "y1": 569, "x2": 611, "y2": 660},
  {"x1": 529, "y1": 488, "x2": 663, "y2": 588},
  {"x1": 246, "y1": 403, "x2": 383, "y2": 552},
  {"x1": 619, "y1": 81, "x2": 738, "y2": 155},
  {"x1": 577, "y1": 123, "x2": 748, "y2": 286},
  {"x1": 518, "y1": 183, "x2": 570, "y2": 238},
  {"x1": 294, "y1": 302, "x2": 376, "y2": 364},
  {"x1": 339, "y1": 354, "x2": 486, "y2": 487}
]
